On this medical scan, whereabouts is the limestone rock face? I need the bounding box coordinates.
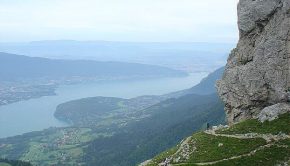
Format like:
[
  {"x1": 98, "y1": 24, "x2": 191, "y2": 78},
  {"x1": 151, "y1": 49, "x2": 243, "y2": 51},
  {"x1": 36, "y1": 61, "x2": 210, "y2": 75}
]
[
  {"x1": 217, "y1": 0, "x2": 290, "y2": 124},
  {"x1": 257, "y1": 103, "x2": 290, "y2": 122}
]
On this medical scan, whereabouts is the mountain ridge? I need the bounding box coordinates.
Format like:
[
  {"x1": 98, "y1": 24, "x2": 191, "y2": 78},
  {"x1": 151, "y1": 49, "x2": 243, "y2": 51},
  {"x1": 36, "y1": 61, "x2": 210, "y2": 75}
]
[{"x1": 0, "y1": 52, "x2": 187, "y2": 81}]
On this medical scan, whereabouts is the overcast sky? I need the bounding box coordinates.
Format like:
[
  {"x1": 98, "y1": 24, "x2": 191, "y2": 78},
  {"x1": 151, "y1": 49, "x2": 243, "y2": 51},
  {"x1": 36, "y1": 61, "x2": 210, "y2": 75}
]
[{"x1": 0, "y1": 0, "x2": 239, "y2": 43}]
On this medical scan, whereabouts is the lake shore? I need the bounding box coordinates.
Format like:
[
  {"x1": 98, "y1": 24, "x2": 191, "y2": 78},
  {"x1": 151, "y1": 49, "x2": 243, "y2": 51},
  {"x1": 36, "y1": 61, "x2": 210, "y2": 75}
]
[{"x1": 0, "y1": 73, "x2": 207, "y2": 138}]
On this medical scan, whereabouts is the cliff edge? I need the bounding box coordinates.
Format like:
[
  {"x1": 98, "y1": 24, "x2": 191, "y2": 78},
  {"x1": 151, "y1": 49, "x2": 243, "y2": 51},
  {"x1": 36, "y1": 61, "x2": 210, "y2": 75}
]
[
  {"x1": 217, "y1": 0, "x2": 290, "y2": 124},
  {"x1": 140, "y1": 1, "x2": 290, "y2": 165}
]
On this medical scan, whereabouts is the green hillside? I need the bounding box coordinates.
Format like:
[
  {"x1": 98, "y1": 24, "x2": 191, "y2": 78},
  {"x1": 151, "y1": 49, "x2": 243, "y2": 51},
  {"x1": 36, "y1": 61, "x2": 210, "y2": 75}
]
[
  {"x1": 186, "y1": 67, "x2": 224, "y2": 95},
  {"x1": 0, "y1": 93, "x2": 225, "y2": 166},
  {"x1": 0, "y1": 67, "x2": 226, "y2": 166},
  {"x1": 83, "y1": 94, "x2": 225, "y2": 166},
  {"x1": 143, "y1": 113, "x2": 290, "y2": 166},
  {"x1": 0, "y1": 159, "x2": 31, "y2": 166}
]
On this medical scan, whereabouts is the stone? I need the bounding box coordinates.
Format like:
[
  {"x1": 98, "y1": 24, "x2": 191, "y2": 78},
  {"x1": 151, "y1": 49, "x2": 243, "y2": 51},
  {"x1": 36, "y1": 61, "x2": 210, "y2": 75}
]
[
  {"x1": 257, "y1": 103, "x2": 290, "y2": 122},
  {"x1": 217, "y1": 0, "x2": 290, "y2": 125}
]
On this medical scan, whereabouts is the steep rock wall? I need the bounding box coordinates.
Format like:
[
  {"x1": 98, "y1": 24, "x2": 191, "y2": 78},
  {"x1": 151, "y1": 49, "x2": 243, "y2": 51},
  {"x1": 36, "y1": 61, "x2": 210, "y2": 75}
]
[{"x1": 217, "y1": 0, "x2": 290, "y2": 124}]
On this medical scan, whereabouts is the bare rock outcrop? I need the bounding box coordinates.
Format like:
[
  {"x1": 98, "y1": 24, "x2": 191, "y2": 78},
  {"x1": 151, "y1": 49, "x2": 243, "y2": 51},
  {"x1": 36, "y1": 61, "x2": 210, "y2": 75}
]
[
  {"x1": 217, "y1": 0, "x2": 290, "y2": 124},
  {"x1": 257, "y1": 103, "x2": 290, "y2": 122}
]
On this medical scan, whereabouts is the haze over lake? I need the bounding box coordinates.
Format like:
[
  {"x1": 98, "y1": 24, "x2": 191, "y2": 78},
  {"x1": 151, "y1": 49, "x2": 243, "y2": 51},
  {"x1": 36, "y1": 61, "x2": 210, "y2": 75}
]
[{"x1": 0, "y1": 73, "x2": 206, "y2": 138}]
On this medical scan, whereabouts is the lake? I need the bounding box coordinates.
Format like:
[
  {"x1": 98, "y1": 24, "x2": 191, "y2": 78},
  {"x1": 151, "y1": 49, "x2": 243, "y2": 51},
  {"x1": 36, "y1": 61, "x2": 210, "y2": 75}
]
[{"x1": 0, "y1": 73, "x2": 207, "y2": 138}]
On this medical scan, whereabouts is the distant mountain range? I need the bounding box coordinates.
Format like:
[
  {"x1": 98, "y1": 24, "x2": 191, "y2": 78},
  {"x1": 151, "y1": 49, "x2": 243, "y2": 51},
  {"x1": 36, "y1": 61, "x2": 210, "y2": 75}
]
[
  {"x1": 0, "y1": 52, "x2": 186, "y2": 82},
  {"x1": 0, "y1": 40, "x2": 234, "y2": 58},
  {"x1": 0, "y1": 41, "x2": 234, "y2": 72}
]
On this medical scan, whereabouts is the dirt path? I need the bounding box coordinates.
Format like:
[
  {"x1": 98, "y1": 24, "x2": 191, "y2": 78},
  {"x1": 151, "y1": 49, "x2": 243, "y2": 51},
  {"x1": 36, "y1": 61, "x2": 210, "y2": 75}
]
[
  {"x1": 204, "y1": 130, "x2": 290, "y2": 142},
  {"x1": 171, "y1": 143, "x2": 275, "y2": 166},
  {"x1": 193, "y1": 143, "x2": 274, "y2": 165},
  {"x1": 171, "y1": 130, "x2": 290, "y2": 166}
]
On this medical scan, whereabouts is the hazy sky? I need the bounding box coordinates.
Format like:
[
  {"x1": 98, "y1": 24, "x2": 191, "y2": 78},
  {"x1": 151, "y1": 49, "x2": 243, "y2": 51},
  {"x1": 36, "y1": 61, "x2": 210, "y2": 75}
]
[{"x1": 0, "y1": 0, "x2": 239, "y2": 43}]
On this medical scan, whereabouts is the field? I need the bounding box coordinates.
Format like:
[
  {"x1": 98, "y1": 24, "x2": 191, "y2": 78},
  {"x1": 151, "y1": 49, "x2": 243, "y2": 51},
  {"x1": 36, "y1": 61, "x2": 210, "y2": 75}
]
[{"x1": 0, "y1": 128, "x2": 102, "y2": 165}]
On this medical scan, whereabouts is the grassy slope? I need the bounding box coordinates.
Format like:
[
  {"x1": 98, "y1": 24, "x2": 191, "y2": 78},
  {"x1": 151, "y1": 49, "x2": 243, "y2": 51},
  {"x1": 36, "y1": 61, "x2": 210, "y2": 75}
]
[
  {"x1": 0, "y1": 163, "x2": 10, "y2": 166},
  {"x1": 0, "y1": 159, "x2": 31, "y2": 166},
  {"x1": 216, "y1": 113, "x2": 290, "y2": 135},
  {"x1": 145, "y1": 113, "x2": 290, "y2": 166},
  {"x1": 83, "y1": 94, "x2": 225, "y2": 166},
  {"x1": 187, "y1": 133, "x2": 266, "y2": 163}
]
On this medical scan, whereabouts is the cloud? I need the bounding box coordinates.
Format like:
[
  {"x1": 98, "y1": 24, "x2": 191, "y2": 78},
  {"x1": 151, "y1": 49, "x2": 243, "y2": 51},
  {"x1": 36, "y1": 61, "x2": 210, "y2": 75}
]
[{"x1": 0, "y1": 0, "x2": 239, "y2": 42}]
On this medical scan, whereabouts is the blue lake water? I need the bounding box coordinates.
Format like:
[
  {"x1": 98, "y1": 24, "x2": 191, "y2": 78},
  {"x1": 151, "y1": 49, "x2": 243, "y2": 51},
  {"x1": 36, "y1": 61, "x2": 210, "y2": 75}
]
[{"x1": 0, "y1": 73, "x2": 207, "y2": 138}]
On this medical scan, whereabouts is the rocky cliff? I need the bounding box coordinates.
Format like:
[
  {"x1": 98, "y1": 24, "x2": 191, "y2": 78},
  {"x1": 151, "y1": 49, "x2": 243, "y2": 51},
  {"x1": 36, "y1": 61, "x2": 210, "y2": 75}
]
[
  {"x1": 140, "y1": 1, "x2": 290, "y2": 165},
  {"x1": 217, "y1": 0, "x2": 290, "y2": 124}
]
